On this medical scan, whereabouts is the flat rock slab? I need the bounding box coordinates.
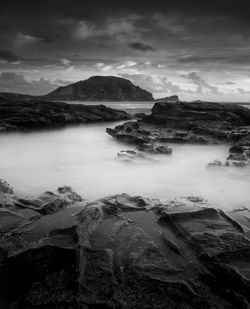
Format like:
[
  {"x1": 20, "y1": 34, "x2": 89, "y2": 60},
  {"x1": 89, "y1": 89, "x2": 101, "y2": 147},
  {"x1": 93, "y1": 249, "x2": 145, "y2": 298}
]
[{"x1": 0, "y1": 186, "x2": 249, "y2": 308}]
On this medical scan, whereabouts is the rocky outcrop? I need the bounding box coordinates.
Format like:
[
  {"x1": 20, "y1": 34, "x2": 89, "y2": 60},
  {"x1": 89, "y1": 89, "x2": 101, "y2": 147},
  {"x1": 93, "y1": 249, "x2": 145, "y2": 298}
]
[
  {"x1": 44, "y1": 76, "x2": 154, "y2": 101},
  {"x1": 155, "y1": 95, "x2": 179, "y2": 103},
  {"x1": 0, "y1": 96, "x2": 131, "y2": 132},
  {"x1": 207, "y1": 126, "x2": 250, "y2": 168},
  {"x1": 145, "y1": 101, "x2": 250, "y2": 130},
  {"x1": 1, "y1": 180, "x2": 250, "y2": 308},
  {"x1": 107, "y1": 101, "x2": 250, "y2": 167}
]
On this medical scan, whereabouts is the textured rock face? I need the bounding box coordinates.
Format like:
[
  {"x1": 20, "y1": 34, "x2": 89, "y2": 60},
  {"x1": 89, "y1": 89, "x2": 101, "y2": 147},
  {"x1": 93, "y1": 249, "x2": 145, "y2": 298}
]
[
  {"x1": 1, "y1": 182, "x2": 250, "y2": 308},
  {"x1": 107, "y1": 102, "x2": 250, "y2": 167},
  {"x1": 146, "y1": 102, "x2": 250, "y2": 130},
  {"x1": 155, "y1": 95, "x2": 180, "y2": 103},
  {"x1": 45, "y1": 76, "x2": 154, "y2": 101},
  {"x1": 0, "y1": 97, "x2": 131, "y2": 132}
]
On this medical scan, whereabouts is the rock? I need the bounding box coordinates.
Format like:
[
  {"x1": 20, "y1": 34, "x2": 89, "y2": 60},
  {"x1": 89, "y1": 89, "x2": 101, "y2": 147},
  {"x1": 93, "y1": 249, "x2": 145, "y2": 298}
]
[
  {"x1": 133, "y1": 112, "x2": 146, "y2": 119},
  {"x1": 44, "y1": 76, "x2": 154, "y2": 101},
  {"x1": 107, "y1": 101, "x2": 250, "y2": 147},
  {"x1": 145, "y1": 102, "x2": 250, "y2": 130},
  {"x1": 117, "y1": 150, "x2": 154, "y2": 163},
  {"x1": 0, "y1": 179, "x2": 13, "y2": 194},
  {"x1": 57, "y1": 185, "x2": 84, "y2": 204},
  {"x1": 0, "y1": 97, "x2": 131, "y2": 133},
  {"x1": 1, "y1": 182, "x2": 250, "y2": 308},
  {"x1": 227, "y1": 153, "x2": 247, "y2": 161},
  {"x1": 106, "y1": 121, "x2": 152, "y2": 145},
  {"x1": 207, "y1": 159, "x2": 223, "y2": 168},
  {"x1": 136, "y1": 143, "x2": 172, "y2": 154},
  {"x1": 155, "y1": 95, "x2": 180, "y2": 103},
  {"x1": 17, "y1": 192, "x2": 66, "y2": 215},
  {"x1": 231, "y1": 161, "x2": 247, "y2": 167}
]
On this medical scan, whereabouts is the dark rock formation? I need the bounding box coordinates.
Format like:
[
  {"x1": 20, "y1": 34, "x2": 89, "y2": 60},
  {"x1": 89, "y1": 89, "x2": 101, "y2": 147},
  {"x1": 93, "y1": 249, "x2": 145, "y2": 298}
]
[
  {"x1": 133, "y1": 112, "x2": 146, "y2": 119},
  {"x1": 107, "y1": 101, "x2": 250, "y2": 167},
  {"x1": 155, "y1": 95, "x2": 179, "y2": 103},
  {"x1": 1, "y1": 181, "x2": 250, "y2": 308},
  {"x1": 0, "y1": 96, "x2": 131, "y2": 133},
  {"x1": 44, "y1": 76, "x2": 154, "y2": 101},
  {"x1": 144, "y1": 101, "x2": 250, "y2": 130}
]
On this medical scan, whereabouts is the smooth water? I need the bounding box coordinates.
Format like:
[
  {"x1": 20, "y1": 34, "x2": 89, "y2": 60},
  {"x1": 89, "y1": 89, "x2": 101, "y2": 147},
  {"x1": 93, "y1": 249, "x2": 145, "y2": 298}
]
[{"x1": 0, "y1": 114, "x2": 250, "y2": 210}]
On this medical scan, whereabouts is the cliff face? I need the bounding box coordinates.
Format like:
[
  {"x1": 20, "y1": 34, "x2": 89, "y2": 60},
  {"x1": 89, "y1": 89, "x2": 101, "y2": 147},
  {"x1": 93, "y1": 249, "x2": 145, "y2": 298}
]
[{"x1": 44, "y1": 76, "x2": 154, "y2": 101}]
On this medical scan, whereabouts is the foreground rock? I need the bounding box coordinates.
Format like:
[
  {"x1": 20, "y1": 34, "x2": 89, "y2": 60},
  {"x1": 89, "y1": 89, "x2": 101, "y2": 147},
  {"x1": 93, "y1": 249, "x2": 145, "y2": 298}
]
[
  {"x1": 0, "y1": 96, "x2": 131, "y2": 133},
  {"x1": 1, "y1": 180, "x2": 250, "y2": 308},
  {"x1": 44, "y1": 76, "x2": 154, "y2": 101}
]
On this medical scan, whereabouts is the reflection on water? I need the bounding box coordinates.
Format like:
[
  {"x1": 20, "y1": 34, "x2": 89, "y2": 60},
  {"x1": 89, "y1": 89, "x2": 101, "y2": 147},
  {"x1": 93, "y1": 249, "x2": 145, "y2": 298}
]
[{"x1": 0, "y1": 120, "x2": 250, "y2": 211}]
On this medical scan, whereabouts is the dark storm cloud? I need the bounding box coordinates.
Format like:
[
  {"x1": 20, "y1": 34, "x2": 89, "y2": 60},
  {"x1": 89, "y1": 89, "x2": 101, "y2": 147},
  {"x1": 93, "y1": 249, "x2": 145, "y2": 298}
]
[
  {"x1": 1, "y1": 0, "x2": 250, "y2": 100},
  {"x1": 128, "y1": 42, "x2": 156, "y2": 52}
]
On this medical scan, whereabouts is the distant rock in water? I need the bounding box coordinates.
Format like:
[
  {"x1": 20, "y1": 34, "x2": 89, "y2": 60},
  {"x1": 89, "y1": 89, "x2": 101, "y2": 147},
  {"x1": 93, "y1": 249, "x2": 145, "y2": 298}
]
[
  {"x1": 155, "y1": 95, "x2": 179, "y2": 103},
  {"x1": 44, "y1": 75, "x2": 154, "y2": 101}
]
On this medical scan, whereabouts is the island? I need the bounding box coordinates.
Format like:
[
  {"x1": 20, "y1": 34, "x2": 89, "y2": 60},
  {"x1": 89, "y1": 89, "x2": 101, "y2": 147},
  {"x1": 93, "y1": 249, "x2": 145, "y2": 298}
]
[{"x1": 44, "y1": 76, "x2": 154, "y2": 101}]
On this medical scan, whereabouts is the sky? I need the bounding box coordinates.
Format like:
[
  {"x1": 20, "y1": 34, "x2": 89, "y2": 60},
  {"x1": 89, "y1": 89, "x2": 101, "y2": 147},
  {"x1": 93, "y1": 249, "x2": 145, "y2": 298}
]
[{"x1": 1, "y1": 0, "x2": 250, "y2": 101}]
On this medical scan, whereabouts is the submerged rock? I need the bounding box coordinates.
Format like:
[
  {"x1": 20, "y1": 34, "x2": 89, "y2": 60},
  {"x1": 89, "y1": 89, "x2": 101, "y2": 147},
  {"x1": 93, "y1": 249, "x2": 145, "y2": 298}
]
[{"x1": 117, "y1": 150, "x2": 154, "y2": 163}]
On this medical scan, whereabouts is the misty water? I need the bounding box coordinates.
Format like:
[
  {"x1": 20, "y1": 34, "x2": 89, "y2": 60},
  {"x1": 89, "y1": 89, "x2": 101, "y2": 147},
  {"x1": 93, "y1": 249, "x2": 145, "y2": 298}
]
[{"x1": 0, "y1": 102, "x2": 250, "y2": 211}]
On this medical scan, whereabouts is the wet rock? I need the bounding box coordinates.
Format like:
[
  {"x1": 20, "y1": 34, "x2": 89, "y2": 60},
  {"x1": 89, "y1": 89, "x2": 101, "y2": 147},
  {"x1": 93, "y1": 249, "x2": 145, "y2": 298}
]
[
  {"x1": 231, "y1": 161, "x2": 247, "y2": 167},
  {"x1": 1, "y1": 182, "x2": 250, "y2": 308},
  {"x1": 17, "y1": 191, "x2": 66, "y2": 215},
  {"x1": 134, "y1": 112, "x2": 146, "y2": 119},
  {"x1": 136, "y1": 143, "x2": 172, "y2": 154},
  {"x1": 100, "y1": 193, "x2": 162, "y2": 212},
  {"x1": 207, "y1": 159, "x2": 223, "y2": 168},
  {"x1": 57, "y1": 185, "x2": 84, "y2": 204},
  {"x1": 0, "y1": 96, "x2": 131, "y2": 133},
  {"x1": 117, "y1": 149, "x2": 154, "y2": 163},
  {"x1": 227, "y1": 153, "x2": 247, "y2": 161},
  {"x1": 146, "y1": 102, "x2": 250, "y2": 130},
  {"x1": 106, "y1": 121, "x2": 152, "y2": 145},
  {"x1": 0, "y1": 179, "x2": 13, "y2": 194}
]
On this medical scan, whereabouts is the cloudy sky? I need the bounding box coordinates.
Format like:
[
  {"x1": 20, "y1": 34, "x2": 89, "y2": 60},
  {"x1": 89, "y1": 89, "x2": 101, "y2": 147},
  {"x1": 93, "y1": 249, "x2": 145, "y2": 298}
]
[{"x1": 1, "y1": 0, "x2": 250, "y2": 101}]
